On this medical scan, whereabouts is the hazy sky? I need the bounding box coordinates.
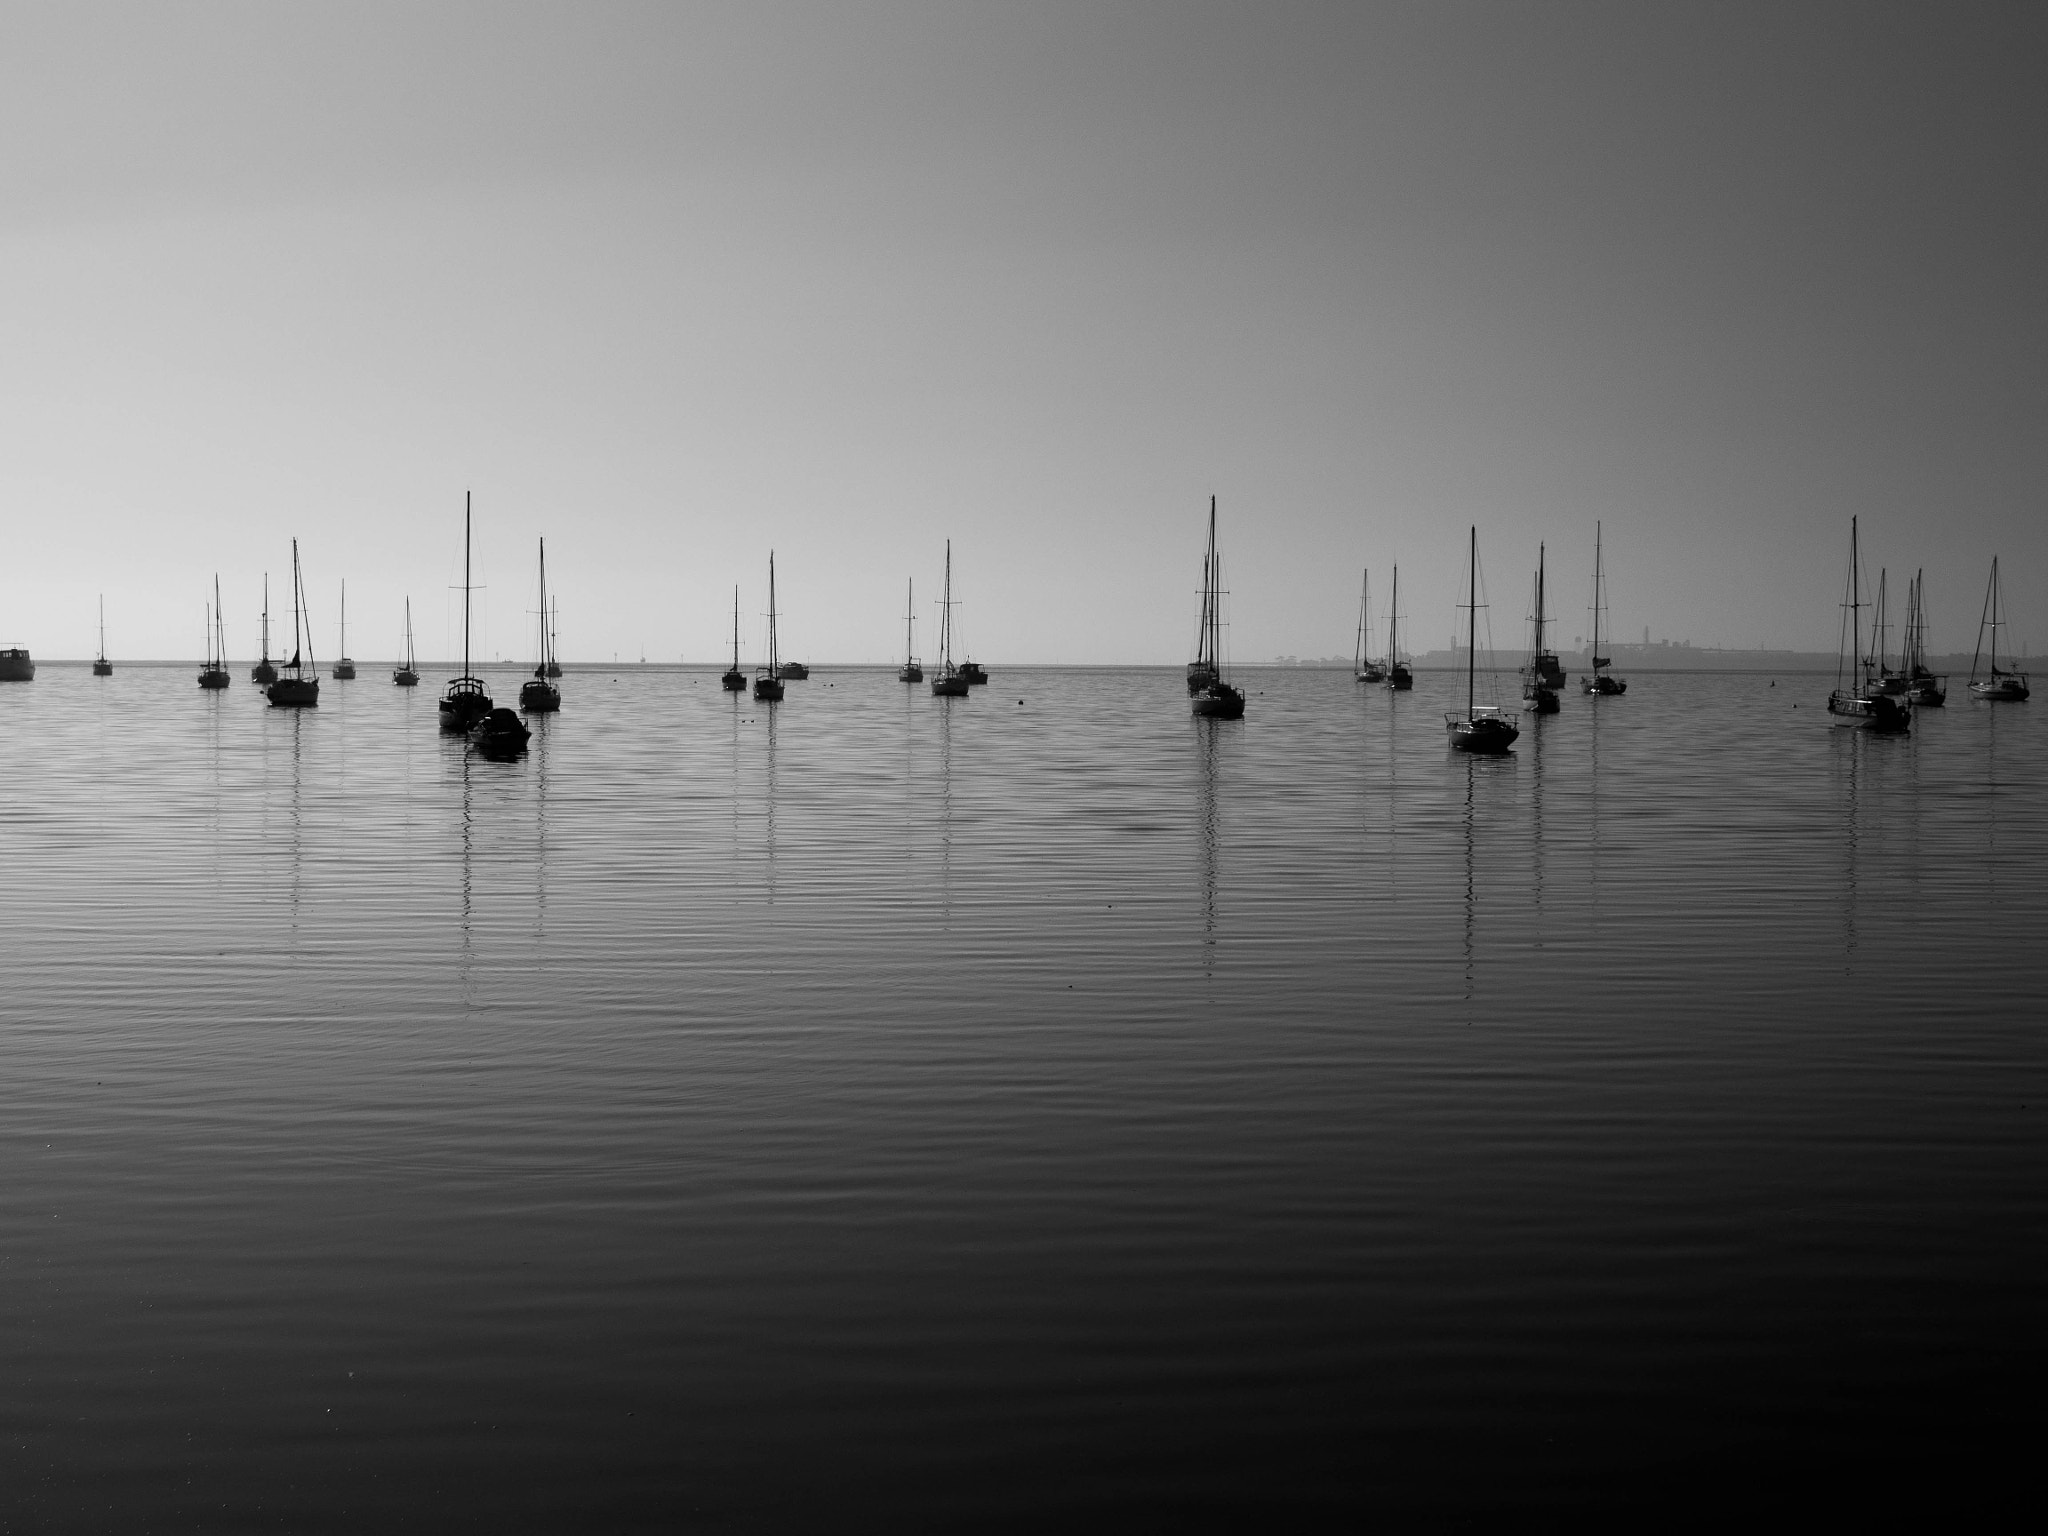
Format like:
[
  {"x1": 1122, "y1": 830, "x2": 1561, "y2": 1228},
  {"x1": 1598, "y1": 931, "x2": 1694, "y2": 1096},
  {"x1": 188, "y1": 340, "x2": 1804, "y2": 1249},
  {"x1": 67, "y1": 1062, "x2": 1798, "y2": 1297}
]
[{"x1": 4, "y1": 1, "x2": 2044, "y2": 663}]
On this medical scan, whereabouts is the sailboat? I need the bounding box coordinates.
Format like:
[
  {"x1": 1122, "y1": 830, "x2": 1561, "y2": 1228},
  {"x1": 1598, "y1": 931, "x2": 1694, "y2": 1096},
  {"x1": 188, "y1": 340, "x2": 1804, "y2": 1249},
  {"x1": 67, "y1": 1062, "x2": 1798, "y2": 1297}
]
[
  {"x1": 1385, "y1": 566, "x2": 1413, "y2": 690},
  {"x1": 754, "y1": 555, "x2": 786, "y2": 702},
  {"x1": 898, "y1": 579, "x2": 923, "y2": 683},
  {"x1": 519, "y1": 538, "x2": 562, "y2": 713},
  {"x1": 393, "y1": 598, "x2": 419, "y2": 686},
  {"x1": 1522, "y1": 543, "x2": 1563, "y2": 712},
  {"x1": 331, "y1": 581, "x2": 356, "y2": 679},
  {"x1": 1445, "y1": 527, "x2": 1518, "y2": 753},
  {"x1": 1189, "y1": 498, "x2": 1246, "y2": 719},
  {"x1": 931, "y1": 541, "x2": 970, "y2": 696},
  {"x1": 1353, "y1": 570, "x2": 1386, "y2": 682},
  {"x1": 1894, "y1": 570, "x2": 1945, "y2": 705},
  {"x1": 439, "y1": 493, "x2": 493, "y2": 733},
  {"x1": 1580, "y1": 522, "x2": 1628, "y2": 696},
  {"x1": 721, "y1": 587, "x2": 747, "y2": 691},
  {"x1": 198, "y1": 578, "x2": 231, "y2": 688},
  {"x1": 266, "y1": 542, "x2": 320, "y2": 707},
  {"x1": 250, "y1": 574, "x2": 278, "y2": 685},
  {"x1": 1967, "y1": 556, "x2": 2030, "y2": 701},
  {"x1": 1827, "y1": 517, "x2": 1910, "y2": 731}
]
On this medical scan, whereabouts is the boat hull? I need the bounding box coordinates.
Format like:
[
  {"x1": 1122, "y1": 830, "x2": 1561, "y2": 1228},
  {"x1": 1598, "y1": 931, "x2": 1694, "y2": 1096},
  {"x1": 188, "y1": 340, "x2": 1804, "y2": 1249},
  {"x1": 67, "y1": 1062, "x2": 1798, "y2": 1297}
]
[
  {"x1": 519, "y1": 680, "x2": 561, "y2": 712},
  {"x1": 1385, "y1": 665, "x2": 1412, "y2": 691},
  {"x1": 0, "y1": 649, "x2": 33, "y2": 682},
  {"x1": 1446, "y1": 714, "x2": 1519, "y2": 752},
  {"x1": 1828, "y1": 690, "x2": 1911, "y2": 731},
  {"x1": 267, "y1": 676, "x2": 319, "y2": 707},
  {"x1": 1582, "y1": 674, "x2": 1627, "y2": 695},
  {"x1": 198, "y1": 668, "x2": 230, "y2": 690},
  {"x1": 393, "y1": 668, "x2": 419, "y2": 687},
  {"x1": 93, "y1": 660, "x2": 113, "y2": 677},
  {"x1": 753, "y1": 676, "x2": 784, "y2": 702},
  {"x1": 776, "y1": 662, "x2": 809, "y2": 680},
  {"x1": 720, "y1": 669, "x2": 747, "y2": 692},
  {"x1": 899, "y1": 663, "x2": 924, "y2": 683},
  {"x1": 1355, "y1": 665, "x2": 1386, "y2": 683},
  {"x1": 469, "y1": 707, "x2": 531, "y2": 758},
  {"x1": 1191, "y1": 682, "x2": 1245, "y2": 719},
  {"x1": 1523, "y1": 684, "x2": 1560, "y2": 714},
  {"x1": 931, "y1": 673, "x2": 970, "y2": 697},
  {"x1": 960, "y1": 662, "x2": 988, "y2": 685},
  {"x1": 331, "y1": 660, "x2": 356, "y2": 680},
  {"x1": 250, "y1": 662, "x2": 277, "y2": 685}
]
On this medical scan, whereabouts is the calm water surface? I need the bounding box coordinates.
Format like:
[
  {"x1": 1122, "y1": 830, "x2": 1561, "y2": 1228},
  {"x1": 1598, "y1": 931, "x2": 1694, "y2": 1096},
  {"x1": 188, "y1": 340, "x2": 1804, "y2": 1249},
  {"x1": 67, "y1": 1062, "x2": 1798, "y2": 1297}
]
[{"x1": 3, "y1": 664, "x2": 2044, "y2": 1527}]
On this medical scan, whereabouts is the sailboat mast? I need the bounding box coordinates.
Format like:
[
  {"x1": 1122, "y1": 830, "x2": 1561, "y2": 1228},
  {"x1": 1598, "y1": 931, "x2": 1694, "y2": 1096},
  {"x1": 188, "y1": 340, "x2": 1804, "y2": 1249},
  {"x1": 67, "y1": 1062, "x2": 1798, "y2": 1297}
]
[
  {"x1": 261, "y1": 574, "x2": 270, "y2": 661},
  {"x1": 214, "y1": 576, "x2": 224, "y2": 667},
  {"x1": 1467, "y1": 525, "x2": 1478, "y2": 716},
  {"x1": 906, "y1": 578, "x2": 916, "y2": 662},
  {"x1": 941, "y1": 541, "x2": 953, "y2": 666},
  {"x1": 1356, "y1": 570, "x2": 1369, "y2": 670},
  {"x1": 405, "y1": 596, "x2": 415, "y2": 668},
  {"x1": 1389, "y1": 566, "x2": 1400, "y2": 662},
  {"x1": 732, "y1": 586, "x2": 740, "y2": 669},
  {"x1": 767, "y1": 552, "x2": 779, "y2": 672},
  {"x1": 537, "y1": 538, "x2": 548, "y2": 668},
  {"x1": 463, "y1": 492, "x2": 472, "y2": 679},
  {"x1": 1536, "y1": 543, "x2": 1547, "y2": 653},
  {"x1": 340, "y1": 579, "x2": 347, "y2": 657},
  {"x1": 1206, "y1": 497, "x2": 1221, "y2": 671}
]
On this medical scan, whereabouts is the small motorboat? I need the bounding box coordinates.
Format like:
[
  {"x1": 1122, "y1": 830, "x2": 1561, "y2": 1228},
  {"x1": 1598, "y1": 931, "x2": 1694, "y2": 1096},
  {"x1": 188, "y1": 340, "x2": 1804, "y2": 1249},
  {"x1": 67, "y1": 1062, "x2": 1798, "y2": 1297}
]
[{"x1": 470, "y1": 706, "x2": 531, "y2": 758}]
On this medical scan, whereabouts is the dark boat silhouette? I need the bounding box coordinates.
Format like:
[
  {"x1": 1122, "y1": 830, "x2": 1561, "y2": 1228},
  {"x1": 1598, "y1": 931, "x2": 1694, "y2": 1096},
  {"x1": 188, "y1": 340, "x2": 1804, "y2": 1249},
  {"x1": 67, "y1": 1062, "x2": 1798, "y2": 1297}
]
[
  {"x1": 753, "y1": 555, "x2": 785, "y2": 702},
  {"x1": 1581, "y1": 522, "x2": 1628, "y2": 696},
  {"x1": 439, "y1": 493, "x2": 493, "y2": 733},
  {"x1": 394, "y1": 597, "x2": 419, "y2": 686},
  {"x1": 1353, "y1": 570, "x2": 1385, "y2": 682},
  {"x1": 331, "y1": 580, "x2": 356, "y2": 679},
  {"x1": 250, "y1": 574, "x2": 278, "y2": 685},
  {"x1": 1189, "y1": 497, "x2": 1246, "y2": 720},
  {"x1": 519, "y1": 537, "x2": 562, "y2": 713},
  {"x1": 898, "y1": 578, "x2": 923, "y2": 682},
  {"x1": 931, "y1": 541, "x2": 969, "y2": 696},
  {"x1": 721, "y1": 586, "x2": 746, "y2": 691},
  {"x1": 1967, "y1": 555, "x2": 2030, "y2": 702},
  {"x1": 1522, "y1": 542, "x2": 1561, "y2": 713},
  {"x1": 93, "y1": 596, "x2": 113, "y2": 676},
  {"x1": 1826, "y1": 517, "x2": 1909, "y2": 731},
  {"x1": 1385, "y1": 565, "x2": 1412, "y2": 690},
  {"x1": 1445, "y1": 526, "x2": 1518, "y2": 753},
  {"x1": 198, "y1": 578, "x2": 231, "y2": 689},
  {"x1": 266, "y1": 542, "x2": 320, "y2": 707}
]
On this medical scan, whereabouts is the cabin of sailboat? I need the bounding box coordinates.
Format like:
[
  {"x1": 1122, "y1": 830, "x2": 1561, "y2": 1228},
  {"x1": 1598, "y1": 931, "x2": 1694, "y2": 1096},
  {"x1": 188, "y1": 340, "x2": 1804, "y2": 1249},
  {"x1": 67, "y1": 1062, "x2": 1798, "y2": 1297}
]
[
  {"x1": 1826, "y1": 517, "x2": 1909, "y2": 731},
  {"x1": 1967, "y1": 556, "x2": 2030, "y2": 701},
  {"x1": 754, "y1": 555, "x2": 786, "y2": 701},
  {"x1": 1580, "y1": 522, "x2": 1628, "y2": 696},
  {"x1": 332, "y1": 581, "x2": 357, "y2": 679},
  {"x1": 931, "y1": 542, "x2": 970, "y2": 696},
  {"x1": 1445, "y1": 527, "x2": 1518, "y2": 752},
  {"x1": 1189, "y1": 498, "x2": 1246, "y2": 720},
  {"x1": 439, "y1": 494, "x2": 493, "y2": 733},
  {"x1": 1354, "y1": 570, "x2": 1386, "y2": 683},
  {"x1": 899, "y1": 578, "x2": 923, "y2": 683},
  {"x1": 266, "y1": 542, "x2": 320, "y2": 707},
  {"x1": 93, "y1": 596, "x2": 113, "y2": 676},
  {"x1": 1522, "y1": 543, "x2": 1562, "y2": 713},
  {"x1": 519, "y1": 538, "x2": 562, "y2": 713}
]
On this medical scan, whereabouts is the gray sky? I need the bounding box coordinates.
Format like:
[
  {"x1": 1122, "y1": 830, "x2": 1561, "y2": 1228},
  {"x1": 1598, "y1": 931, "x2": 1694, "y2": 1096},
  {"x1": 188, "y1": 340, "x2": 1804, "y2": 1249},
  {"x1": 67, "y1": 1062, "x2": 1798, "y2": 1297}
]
[{"x1": 4, "y1": 1, "x2": 2044, "y2": 663}]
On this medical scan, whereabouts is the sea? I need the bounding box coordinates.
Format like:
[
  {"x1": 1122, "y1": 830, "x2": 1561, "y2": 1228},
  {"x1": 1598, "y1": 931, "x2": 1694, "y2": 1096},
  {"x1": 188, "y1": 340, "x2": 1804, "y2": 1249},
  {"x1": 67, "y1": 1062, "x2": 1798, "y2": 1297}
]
[{"x1": 3, "y1": 663, "x2": 2043, "y2": 1528}]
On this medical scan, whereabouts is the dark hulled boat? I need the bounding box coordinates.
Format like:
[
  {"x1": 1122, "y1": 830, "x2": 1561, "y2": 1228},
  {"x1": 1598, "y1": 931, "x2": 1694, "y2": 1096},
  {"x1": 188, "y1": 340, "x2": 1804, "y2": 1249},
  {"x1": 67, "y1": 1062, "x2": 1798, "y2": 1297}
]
[
  {"x1": 198, "y1": 578, "x2": 231, "y2": 688},
  {"x1": 1522, "y1": 542, "x2": 1561, "y2": 713},
  {"x1": 266, "y1": 542, "x2": 320, "y2": 707},
  {"x1": 331, "y1": 580, "x2": 356, "y2": 679},
  {"x1": 754, "y1": 555, "x2": 786, "y2": 702},
  {"x1": 899, "y1": 578, "x2": 923, "y2": 683},
  {"x1": 394, "y1": 597, "x2": 419, "y2": 686},
  {"x1": 721, "y1": 587, "x2": 747, "y2": 691},
  {"x1": 519, "y1": 537, "x2": 562, "y2": 713},
  {"x1": 250, "y1": 574, "x2": 278, "y2": 685},
  {"x1": 1826, "y1": 517, "x2": 1909, "y2": 732},
  {"x1": 1446, "y1": 527, "x2": 1518, "y2": 753},
  {"x1": 1189, "y1": 497, "x2": 1246, "y2": 720},
  {"x1": 1581, "y1": 522, "x2": 1627, "y2": 696},
  {"x1": 931, "y1": 541, "x2": 969, "y2": 696},
  {"x1": 439, "y1": 493, "x2": 492, "y2": 733},
  {"x1": 93, "y1": 597, "x2": 113, "y2": 675},
  {"x1": 1385, "y1": 565, "x2": 1412, "y2": 690},
  {"x1": 1354, "y1": 569, "x2": 1385, "y2": 683}
]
